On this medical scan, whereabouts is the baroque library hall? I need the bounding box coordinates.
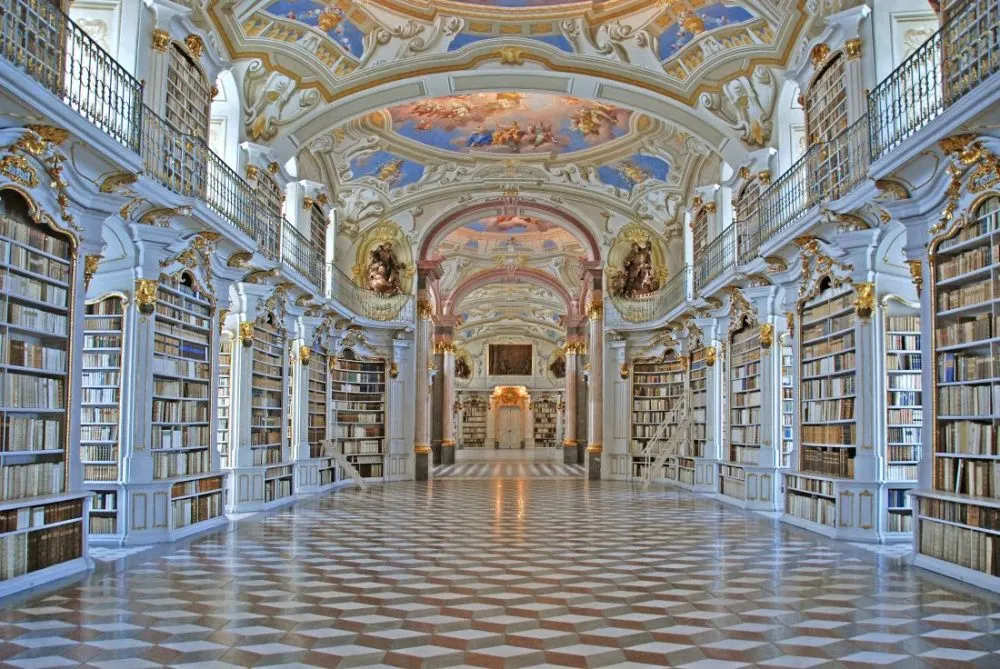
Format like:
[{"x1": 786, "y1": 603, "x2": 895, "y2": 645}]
[{"x1": 1, "y1": 0, "x2": 1000, "y2": 666}]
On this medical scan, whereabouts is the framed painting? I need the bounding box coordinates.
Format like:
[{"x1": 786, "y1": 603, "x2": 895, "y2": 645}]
[{"x1": 488, "y1": 344, "x2": 532, "y2": 376}]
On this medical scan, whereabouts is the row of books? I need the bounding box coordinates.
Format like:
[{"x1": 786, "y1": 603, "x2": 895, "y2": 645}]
[
  {"x1": 337, "y1": 413, "x2": 384, "y2": 425},
  {"x1": 887, "y1": 334, "x2": 921, "y2": 351},
  {"x1": 632, "y1": 423, "x2": 680, "y2": 439},
  {"x1": 7, "y1": 245, "x2": 69, "y2": 284},
  {"x1": 1, "y1": 462, "x2": 64, "y2": 500},
  {"x1": 80, "y1": 444, "x2": 116, "y2": 463},
  {"x1": 785, "y1": 490, "x2": 836, "y2": 527},
  {"x1": 803, "y1": 333, "x2": 854, "y2": 360},
  {"x1": 151, "y1": 399, "x2": 209, "y2": 423},
  {"x1": 89, "y1": 516, "x2": 117, "y2": 535},
  {"x1": 0, "y1": 216, "x2": 71, "y2": 259},
  {"x1": 938, "y1": 385, "x2": 998, "y2": 415},
  {"x1": 343, "y1": 441, "x2": 383, "y2": 455},
  {"x1": 730, "y1": 425, "x2": 760, "y2": 445},
  {"x1": 7, "y1": 339, "x2": 66, "y2": 372},
  {"x1": 887, "y1": 444, "x2": 919, "y2": 461},
  {"x1": 934, "y1": 243, "x2": 997, "y2": 281},
  {"x1": 250, "y1": 428, "x2": 281, "y2": 446},
  {"x1": 802, "y1": 423, "x2": 855, "y2": 445},
  {"x1": 802, "y1": 312, "x2": 854, "y2": 340},
  {"x1": 633, "y1": 387, "x2": 683, "y2": 398},
  {"x1": 5, "y1": 374, "x2": 64, "y2": 409},
  {"x1": 0, "y1": 499, "x2": 82, "y2": 533},
  {"x1": 157, "y1": 282, "x2": 211, "y2": 314},
  {"x1": 935, "y1": 313, "x2": 997, "y2": 347},
  {"x1": 2, "y1": 417, "x2": 61, "y2": 452},
  {"x1": 81, "y1": 368, "x2": 119, "y2": 387},
  {"x1": 887, "y1": 352, "x2": 922, "y2": 371},
  {"x1": 888, "y1": 426, "x2": 921, "y2": 444},
  {"x1": 800, "y1": 446, "x2": 855, "y2": 478},
  {"x1": 154, "y1": 333, "x2": 208, "y2": 361},
  {"x1": 90, "y1": 492, "x2": 116, "y2": 512},
  {"x1": 0, "y1": 522, "x2": 82, "y2": 581},
  {"x1": 333, "y1": 361, "x2": 384, "y2": 372},
  {"x1": 802, "y1": 292, "x2": 854, "y2": 324},
  {"x1": 886, "y1": 464, "x2": 918, "y2": 481},
  {"x1": 920, "y1": 519, "x2": 1000, "y2": 576},
  {"x1": 938, "y1": 214, "x2": 997, "y2": 250},
  {"x1": 887, "y1": 488, "x2": 912, "y2": 508},
  {"x1": 7, "y1": 303, "x2": 67, "y2": 336},
  {"x1": 331, "y1": 401, "x2": 380, "y2": 412},
  {"x1": 154, "y1": 379, "x2": 209, "y2": 399},
  {"x1": 152, "y1": 356, "x2": 209, "y2": 381},
  {"x1": 83, "y1": 464, "x2": 117, "y2": 481},
  {"x1": 631, "y1": 411, "x2": 680, "y2": 425},
  {"x1": 253, "y1": 447, "x2": 284, "y2": 466},
  {"x1": 171, "y1": 492, "x2": 223, "y2": 529},
  {"x1": 631, "y1": 399, "x2": 680, "y2": 412},
  {"x1": 888, "y1": 408, "x2": 922, "y2": 425},
  {"x1": 719, "y1": 463, "x2": 746, "y2": 481},
  {"x1": 802, "y1": 351, "x2": 856, "y2": 378},
  {"x1": 82, "y1": 388, "x2": 117, "y2": 405},
  {"x1": 888, "y1": 371, "x2": 922, "y2": 389},
  {"x1": 729, "y1": 445, "x2": 760, "y2": 464},
  {"x1": 933, "y1": 457, "x2": 999, "y2": 497},
  {"x1": 802, "y1": 398, "x2": 854, "y2": 422},
  {"x1": 937, "y1": 277, "x2": 992, "y2": 311},
  {"x1": 81, "y1": 352, "x2": 119, "y2": 368},
  {"x1": 939, "y1": 420, "x2": 997, "y2": 454},
  {"x1": 731, "y1": 406, "x2": 761, "y2": 425},
  {"x1": 6, "y1": 273, "x2": 67, "y2": 308},
  {"x1": 785, "y1": 474, "x2": 834, "y2": 496},
  {"x1": 155, "y1": 304, "x2": 210, "y2": 330},
  {"x1": 730, "y1": 377, "x2": 760, "y2": 393},
  {"x1": 801, "y1": 376, "x2": 855, "y2": 400},
  {"x1": 331, "y1": 384, "x2": 383, "y2": 394},
  {"x1": 153, "y1": 450, "x2": 211, "y2": 479},
  {"x1": 887, "y1": 316, "x2": 920, "y2": 333},
  {"x1": 81, "y1": 408, "x2": 117, "y2": 425},
  {"x1": 334, "y1": 426, "x2": 385, "y2": 438},
  {"x1": 152, "y1": 425, "x2": 209, "y2": 451},
  {"x1": 938, "y1": 352, "x2": 996, "y2": 382}
]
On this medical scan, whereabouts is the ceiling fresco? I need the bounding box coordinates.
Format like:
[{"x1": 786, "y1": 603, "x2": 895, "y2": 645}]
[
  {"x1": 386, "y1": 94, "x2": 633, "y2": 156},
  {"x1": 456, "y1": 284, "x2": 567, "y2": 345}
]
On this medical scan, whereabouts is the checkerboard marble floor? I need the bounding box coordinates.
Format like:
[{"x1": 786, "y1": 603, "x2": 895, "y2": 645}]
[
  {"x1": 2, "y1": 477, "x2": 1000, "y2": 669},
  {"x1": 433, "y1": 463, "x2": 584, "y2": 478}
]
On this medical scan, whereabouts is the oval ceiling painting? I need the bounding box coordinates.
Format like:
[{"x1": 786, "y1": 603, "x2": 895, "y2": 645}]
[{"x1": 386, "y1": 93, "x2": 633, "y2": 155}]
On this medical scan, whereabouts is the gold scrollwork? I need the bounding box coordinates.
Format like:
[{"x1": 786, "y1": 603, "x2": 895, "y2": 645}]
[
  {"x1": 239, "y1": 321, "x2": 255, "y2": 347},
  {"x1": 844, "y1": 38, "x2": 862, "y2": 60},
  {"x1": 135, "y1": 279, "x2": 157, "y2": 315},
  {"x1": 299, "y1": 345, "x2": 311, "y2": 364},
  {"x1": 184, "y1": 34, "x2": 204, "y2": 59},
  {"x1": 854, "y1": 282, "x2": 875, "y2": 320},
  {"x1": 151, "y1": 28, "x2": 170, "y2": 52},
  {"x1": 587, "y1": 299, "x2": 603, "y2": 321},
  {"x1": 906, "y1": 259, "x2": 923, "y2": 297},
  {"x1": 84, "y1": 254, "x2": 101, "y2": 290},
  {"x1": 705, "y1": 346, "x2": 717, "y2": 367},
  {"x1": 417, "y1": 298, "x2": 433, "y2": 321},
  {"x1": 619, "y1": 363, "x2": 630, "y2": 379},
  {"x1": 786, "y1": 311, "x2": 794, "y2": 336},
  {"x1": 759, "y1": 323, "x2": 774, "y2": 349},
  {"x1": 810, "y1": 43, "x2": 831, "y2": 67}
]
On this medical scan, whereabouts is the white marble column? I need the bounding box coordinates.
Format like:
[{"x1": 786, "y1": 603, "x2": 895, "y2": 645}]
[
  {"x1": 562, "y1": 345, "x2": 580, "y2": 464},
  {"x1": 587, "y1": 301, "x2": 604, "y2": 479},
  {"x1": 414, "y1": 299, "x2": 433, "y2": 480},
  {"x1": 440, "y1": 342, "x2": 456, "y2": 465}
]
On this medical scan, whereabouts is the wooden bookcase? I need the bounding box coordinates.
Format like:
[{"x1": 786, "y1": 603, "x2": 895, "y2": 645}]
[
  {"x1": 719, "y1": 320, "x2": 761, "y2": 501},
  {"x1": 781, "y1": 336, "x2": 794, "y2": 468},
  {"x1": 217, "y1": 336, "x2": 232, "y2": 468},
  {"x1": 81, "y1": 296, "x2": 124, "y2": 541},
  {"x1": 332, "y1": 349, "x2": 386, "y2": 479},
  {"x1": 252, "y1": 314, "x2": 293, "y2": 502},
  {"x1": 532, "y1": 394, "x2": 559, "y2": 448},
  {"x1": 151, "y1": 274, "x2": 225, "y2": 533},
  {"x1": 0, "y1": 191, "x2": 88, "y2": 595},
  {"x1": 629, "y1": 354, "x2": 685, "y2": 481},
  {"x1": 914, "y1": 194, "x2": 1000, "y2": 586},
  {"x1": 461, "y1": 394, "x2": 488, "y2": 448},
  {"x1": 884, "y1": 308, "x2": 921, "y2": 539},
  {"x1": 690, "y1": 346, "x2": 707, "y2": 459}
]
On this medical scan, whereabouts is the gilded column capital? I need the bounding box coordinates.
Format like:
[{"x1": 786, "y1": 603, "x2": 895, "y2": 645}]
[
  {"x1": 906, "y1": 260, "x2": 923, "y2": 297},
  {"x1": 854, "y1": 282, "x2": 875, "y2": 320},
  {"x1": 417, "y1": 298, "x2": 433, "y2": 321},
  {"x1": 135, "y1": 278, "x2": 157, "y2": 315},
  {"x1": 759, "y1": 323, "x2": 774, "y2": 349},
  {"x1": 586, "y1": 299, "x2": 603, "y2": 321},
  {"x1": 151, "y1": 29, "x2": 170, "y2": 52},
  {"x1": 299, "y1": 345, "x2": 311, "y2": 364},
  {"x1": 845, "y1": 38, "x2": 862, "y2": 60},
  {"x1": 239, "y1": 321, "x2": 255, "y2": 347}
]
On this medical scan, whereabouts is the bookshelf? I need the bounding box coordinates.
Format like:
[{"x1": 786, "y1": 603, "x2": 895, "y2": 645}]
[
  {"x1": 332, "y1": 349, "x2": 386, "y2": 479},
  {"x1": 252, "y1": 313, "x2": 293, "y2": 503},
  {"x1": 307, "y1": 347, "x2": 339, "y2": 488},
  {"x1": 0, "y1": 191, "x2": 89, "y2": 594},
  {"x1": 781, "y1": 336, "x2": 794, "y2": 468},
  {"x1": 217, "y1": 335, "x2": 232, "y2": 468},
  {"x1": 690, "y1": 347, "x2": 707, "y2": 459},
  {"x1": 532, "y1": 395, "x2": 559, "y2": 448},
  {"x1": 914, "y1": 195, "x2": 1000, "y2": 587},
  {"x1": 884, "y1": 308, "x2": 921, "y2": 539},
  {"x1": 629, "y1": 354, "x2": 685, "y2": 481},
  {"x1": 151, "y1": 273, "x2": 226, "y2": 535},
  {"x1": 81, "y1": 296, "x2": 124, "y2": 541},
  {"x1": 781, "y1": 279, "x2": 880, "y2": 541},
  {"x1": 461, "y1": 394, "x2": 487, "y2": 448},
  {"x1": 719, "y1": 320, "x2": 761, "y2": 502}
]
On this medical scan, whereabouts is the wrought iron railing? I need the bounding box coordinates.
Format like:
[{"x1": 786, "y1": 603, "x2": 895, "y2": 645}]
[
  {"x1": 870, "y1": 0, "x2": 1000, "y2": 162},
  {"x1": 0, "y1": 0, "x2": 142, "y2": 151},
  {"x1": 756, "y1": 116, "x2": 870, "y2": 250},
  {"x1": 695, "y1": 225, "x2": 736, "y2": 294},
  {"x1": 327, "y1": 263, "x2": 413, "y2": 323},
  {"x1": 255, "y1": 210, "x2": 281, "y2": 261},
  {"x1": 280, "y1": 218, "x2": 324, "y2": 290}
]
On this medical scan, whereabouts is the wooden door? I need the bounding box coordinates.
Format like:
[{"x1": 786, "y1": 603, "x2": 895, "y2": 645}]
[{"x1": 498, "y1": 407, "x2": 521, "y2": 449}]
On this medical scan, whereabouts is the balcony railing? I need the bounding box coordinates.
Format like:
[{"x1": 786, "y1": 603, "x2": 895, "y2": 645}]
[
  {"x1": 695, "y1": 225, "x2": 736, "y2": 294},
  {"x1": 605, "y1": 266, "x2": 691, "y2": 327},
  {"x1": 280, "y1": 218, "x2": 324, "y2": 289},
  {"x1": 870, "y1": 0, "x2": 1000, "y2": 162},
  {"x1": 0, "y1": 0, "x2": 142, "y2": 151},
  {"x1": 327, "y1": 264, "x2": 413, "y2": 323}
]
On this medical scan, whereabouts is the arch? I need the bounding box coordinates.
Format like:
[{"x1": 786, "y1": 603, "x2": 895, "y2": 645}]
[
  {"x1": 419, "y1": 200, "x2": 602, "y2": 263},
  {"x1": 444, "y1": 268, "x2": 576, "y2": 317}
]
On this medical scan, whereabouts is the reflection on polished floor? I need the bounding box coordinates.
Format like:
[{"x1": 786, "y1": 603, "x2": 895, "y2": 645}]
[
  {"x1": 434, "y1": 462, "x2": 584, "y2": 478},
  {"x1": 2, "y1": 478, "x2": 999, "y2": 669}
]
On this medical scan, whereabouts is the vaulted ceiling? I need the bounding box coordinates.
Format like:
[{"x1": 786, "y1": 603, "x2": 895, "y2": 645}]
[{"x1": 200, "y1": 0, "x2": 853, "y2": 352}]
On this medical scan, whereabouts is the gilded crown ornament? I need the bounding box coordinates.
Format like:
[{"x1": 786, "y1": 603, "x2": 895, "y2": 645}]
[
  {"x1": 239, "y1": 321, "x2": 255, "y2": 348},
  {"x1": 759, "y1": 323, "x2": 774, "y2": 349},
  {"x1": 854, "y1": 282, "x2": 875, "y2": 320},
  {"x1": 299, "y1": 345, "x2": 311, "y2": 364},
  {"x1": 135, "y1": 279, "x2": 157, "y2": 315},
  {"x1": 705, "y1": 346, "x2": 717, "y2": 367},
  {"x1": 151, "y1": 29, "x2": 170, "y2": 52}
]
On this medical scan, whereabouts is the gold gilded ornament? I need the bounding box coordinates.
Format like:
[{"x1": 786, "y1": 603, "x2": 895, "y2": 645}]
[
  {"x1": 239, "y1": 321, "x2": 255, "y2": 348},
  {"x1": 135, "y1": 279, "x2": 157, "y2": 315}
]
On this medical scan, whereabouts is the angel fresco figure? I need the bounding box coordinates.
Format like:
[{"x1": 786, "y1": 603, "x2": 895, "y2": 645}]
[
  {"x1": 366, "y1": 242, "x2": 404, "y2": 296},
  {"x1": 455, "y1": 356, "x2": 472, "y2": 379},
  {"x1": 613, "y1": 241, "x2": 660, "y2": 300},
  {"x1": 548, "y1": 355, "x2": 566, "y2": 379}
]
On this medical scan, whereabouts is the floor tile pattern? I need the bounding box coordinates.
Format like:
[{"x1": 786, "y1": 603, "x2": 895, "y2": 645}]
[
  {"x1": 2, "y1": 477, "x2": 999, "y2": 668},
  {"x1": 433, "y1": 463, "x2": 584, "y2": 478}
]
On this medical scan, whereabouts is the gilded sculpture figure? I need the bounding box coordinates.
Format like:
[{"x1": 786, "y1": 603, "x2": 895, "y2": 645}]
[
  {"x1": 366, "y1": 242, "x2": 405, "y2": 296},
  {"x1": 611, "y1": 240, "x2": 660, "y2": 299}
]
